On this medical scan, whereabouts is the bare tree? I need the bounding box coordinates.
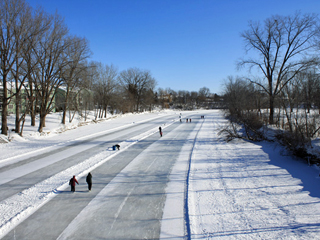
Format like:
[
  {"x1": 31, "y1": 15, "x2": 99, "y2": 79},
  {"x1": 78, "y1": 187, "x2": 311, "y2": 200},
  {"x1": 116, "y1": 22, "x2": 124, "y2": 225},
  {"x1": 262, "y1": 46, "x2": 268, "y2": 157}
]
[
  {"x1": 118, "y1": 68, "x2": 156, "y2": 112},
  {"x1": 198, "y1": 87, "x2": 211, "y2": 108},
  {"x1": 223, "y1": 76, "x2": 258, "y2": 116},
  {"x1": 77, "y1": 61, "x2": 96, "y2": 121},
  {"x1": 92, "y1": 63, "x2": 118, "y2": 119},
  {"x1": 60, "y1": 36, "x2": 90, "y2": 124},
  {"x1": 313, "y1": 73, "x2": 320, "y2": 114},
  {"x1": 10, "y1": 7, "x2": 52, "y2": 136},
  {"x1": 239, "y1": 12, "x2": 320, "y2": 124},
  {"x1": 298, "y1": 70, "x2": 319, "y2": 113},
  {"x1": 143, "y1": 87, "x2": 156, "y2": 111},
  {"x1": 222, "y1": 76, "x2": 264, "y2": 141},
  {"x1": 0, "y1": 0, "x2": 33, "y2": 135},
  {"x1": 190, "y1": 91, "x2": 198, "y2": 109},
  {"x1": 198, "y1": 87, "x2": 210, "y2": 98},
  {"x1": 30, "y1": 13, "x2": 69, "y2": 132}
]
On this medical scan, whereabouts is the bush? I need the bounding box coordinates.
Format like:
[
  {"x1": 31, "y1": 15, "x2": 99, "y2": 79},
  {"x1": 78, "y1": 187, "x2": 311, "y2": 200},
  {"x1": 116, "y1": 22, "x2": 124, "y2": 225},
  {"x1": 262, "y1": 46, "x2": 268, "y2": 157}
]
[
  {"x1": 275, "y1": 130, "x2": 320, "y2": 164},
  {"x1": 220, "y1": 111, "x2": 265, "y2": 142}
]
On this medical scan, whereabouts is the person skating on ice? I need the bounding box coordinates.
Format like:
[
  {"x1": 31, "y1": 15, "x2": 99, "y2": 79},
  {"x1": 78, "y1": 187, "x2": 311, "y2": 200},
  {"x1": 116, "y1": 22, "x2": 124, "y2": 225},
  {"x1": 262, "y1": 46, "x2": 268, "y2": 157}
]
[
  {"x1": 69, "y1": 175, "x2": 79, "y2": 192},
  {"x1": 86, "y1": 172, "x2": 92, "y2": 191}
]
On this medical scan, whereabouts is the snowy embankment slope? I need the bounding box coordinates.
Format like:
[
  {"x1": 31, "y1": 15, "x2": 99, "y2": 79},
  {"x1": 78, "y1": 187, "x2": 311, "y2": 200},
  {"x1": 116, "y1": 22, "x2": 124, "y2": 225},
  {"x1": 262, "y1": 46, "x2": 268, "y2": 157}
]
[{"x1": 187, "y1": 112, "x2": 320, "y2": 239}]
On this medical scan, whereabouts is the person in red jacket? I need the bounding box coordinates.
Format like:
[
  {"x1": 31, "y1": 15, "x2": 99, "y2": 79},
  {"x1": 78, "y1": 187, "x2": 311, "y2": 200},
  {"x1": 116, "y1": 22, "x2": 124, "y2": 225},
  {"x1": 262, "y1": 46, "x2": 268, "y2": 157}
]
[{"x1": 69, "y1": 175, "x2": 79, "y2": 192}]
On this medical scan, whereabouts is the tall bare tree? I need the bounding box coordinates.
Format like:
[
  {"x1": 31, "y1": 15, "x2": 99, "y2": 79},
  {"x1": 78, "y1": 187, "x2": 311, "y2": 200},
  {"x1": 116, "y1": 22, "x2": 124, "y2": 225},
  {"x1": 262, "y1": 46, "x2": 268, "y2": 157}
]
[
  {"x1": 92, "y1": 63, "x2": 118, "y2": 119},
  {"x1": 11, "y1": 7, "x2": 52, "y2": 135},
  {"x1": 60, "y1": 36, "x2": 90, "y2": 124},
  {"x1": 239, "y1": 12, "x2": 320, "y2": 124},
  {"x1": 118, "y1": 68, "x2": 156, "y2": 112},
  {"x1": 198, "y1": 87, "x2": 210, "y2": 108},
  {"x1": 30, "y1": 13, "x2": 69, "y2": 132},
  {"x1": 223, "y1": 76, "x2": 258, "y2": 117},
  {"x1": 0, "y1": 0, "x2": 32, "y2": 135},
  {"x1": 22, "y1": 9, "x2": 52, "y2": 128}
]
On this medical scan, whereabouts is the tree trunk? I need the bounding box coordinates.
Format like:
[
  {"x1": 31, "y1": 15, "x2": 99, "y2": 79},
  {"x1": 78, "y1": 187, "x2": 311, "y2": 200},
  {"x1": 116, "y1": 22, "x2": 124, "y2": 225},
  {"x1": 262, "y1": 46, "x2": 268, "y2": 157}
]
[
  {"x1": 38, "y1": 106, "x2": 46, "y2": 132},
  {"x1": 15, "y1": 90, "x2": 21, "y2": 134},
  {"x1": 62, "y1": 88, "x2": 70, "y2": 124},
  {"x1": 28, "y1": 67, "x2": 36, "y2": 126},
  {"x1": 269, "y1": 96, "x2": 274, "y2": 125},
  {"x1": 1, "y1": 75, "x2": 8, "y2": 135},
  {"x1": 30, "y1": 97, "x2": 36, "y2": 126},
  {"x1": 38, "y1": 116, "x2": 44, "y2": 133},
  {"x1": 61, "y1": 97, "x2": 67, "y2": 124},
  {"x1": 62, "y1": 106, "x2": 66, "y2": 124},
  {"x1": 20, "y1": 114, "x2": 26, "y2": 137}
]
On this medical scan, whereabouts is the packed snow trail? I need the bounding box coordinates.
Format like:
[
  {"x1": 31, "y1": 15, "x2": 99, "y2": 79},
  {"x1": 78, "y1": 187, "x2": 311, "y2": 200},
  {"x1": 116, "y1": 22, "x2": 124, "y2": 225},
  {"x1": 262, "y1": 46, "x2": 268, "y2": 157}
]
[
  {"x1": 187, "y1": 111, "x2": 320, "y2": 239},
  {"x1": 160, "y1": 113, "x2": 204, "y2": 239}
]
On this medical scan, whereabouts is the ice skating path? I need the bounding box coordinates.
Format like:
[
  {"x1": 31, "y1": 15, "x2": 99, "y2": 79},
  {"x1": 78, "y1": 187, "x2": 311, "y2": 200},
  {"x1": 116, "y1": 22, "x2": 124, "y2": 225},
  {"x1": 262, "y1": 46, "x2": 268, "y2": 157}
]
[{"x1": 0, "y1": 111, "x2": 201, "y2": 239}]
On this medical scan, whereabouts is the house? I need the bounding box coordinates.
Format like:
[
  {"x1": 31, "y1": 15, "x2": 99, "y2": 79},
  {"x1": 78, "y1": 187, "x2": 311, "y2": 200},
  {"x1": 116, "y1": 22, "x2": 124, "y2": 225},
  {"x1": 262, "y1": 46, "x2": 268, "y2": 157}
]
[{"x1": 0, "y1": 82, "x2": 57, "y2": 116}]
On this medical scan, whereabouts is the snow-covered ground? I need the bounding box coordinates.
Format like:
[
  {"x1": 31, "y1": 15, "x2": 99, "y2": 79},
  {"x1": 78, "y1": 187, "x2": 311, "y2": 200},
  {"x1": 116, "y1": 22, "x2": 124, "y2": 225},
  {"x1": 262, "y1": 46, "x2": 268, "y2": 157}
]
[{"x1": 1, "y1": 110, "x2": 320, "y2": 239}]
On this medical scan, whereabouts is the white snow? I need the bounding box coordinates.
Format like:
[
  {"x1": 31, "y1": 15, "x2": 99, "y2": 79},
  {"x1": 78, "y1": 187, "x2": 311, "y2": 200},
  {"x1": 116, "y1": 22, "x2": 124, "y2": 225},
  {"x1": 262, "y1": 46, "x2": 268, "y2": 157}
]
[{"x1": 1, "y1": 110, "x2": 320, "y2": 239}]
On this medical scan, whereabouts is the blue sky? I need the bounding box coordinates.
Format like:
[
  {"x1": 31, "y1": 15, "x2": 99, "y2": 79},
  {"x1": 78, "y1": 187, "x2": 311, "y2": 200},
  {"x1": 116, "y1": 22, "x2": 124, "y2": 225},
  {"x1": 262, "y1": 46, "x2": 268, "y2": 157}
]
[{"x1": 26, "y1": 0, "x2": 320, "y2": 94}]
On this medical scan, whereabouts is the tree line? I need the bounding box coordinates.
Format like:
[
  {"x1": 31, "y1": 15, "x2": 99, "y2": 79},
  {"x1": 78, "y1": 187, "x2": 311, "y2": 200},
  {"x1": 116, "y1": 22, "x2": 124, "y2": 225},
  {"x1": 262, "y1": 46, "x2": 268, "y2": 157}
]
[
  {"x1": 0, "y1": 0, "x2": 92, "y2": 135},
  {"x1": 222, "y1": 12, "x2": 320, "y2": 162},
  {"x1": 0, "y1": 0, "x2": 218, "y2": 136},
  {"x1": 156, "y1": 87, "x2": 222, "y2": 110},
  {"x1": 0, "y1": 0, "x2": 158, "y2": 135}
]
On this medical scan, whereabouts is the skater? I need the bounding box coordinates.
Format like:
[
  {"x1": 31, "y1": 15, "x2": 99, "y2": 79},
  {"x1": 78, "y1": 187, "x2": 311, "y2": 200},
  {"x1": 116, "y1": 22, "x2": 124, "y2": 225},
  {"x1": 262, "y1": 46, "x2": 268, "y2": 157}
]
[
  {"x1": 112, "y1": 144, "x2": 120, "y2": 150},
  {"x1": 159, "y1": 126, "x2": 162, "y2": 137},
  {"x1": 69, "y1": 175, "x2": 79, "y2": 192},
  {"x1": 86, "y1": 172, "x2": 92, "y2": 191}
]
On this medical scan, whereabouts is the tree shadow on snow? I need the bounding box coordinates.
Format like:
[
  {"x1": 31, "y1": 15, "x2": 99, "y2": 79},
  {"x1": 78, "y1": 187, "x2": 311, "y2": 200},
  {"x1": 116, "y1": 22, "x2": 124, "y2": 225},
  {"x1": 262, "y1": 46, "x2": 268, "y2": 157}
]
[{"x1": 257, "y1": 141, "x2": 320, "y2": 199}]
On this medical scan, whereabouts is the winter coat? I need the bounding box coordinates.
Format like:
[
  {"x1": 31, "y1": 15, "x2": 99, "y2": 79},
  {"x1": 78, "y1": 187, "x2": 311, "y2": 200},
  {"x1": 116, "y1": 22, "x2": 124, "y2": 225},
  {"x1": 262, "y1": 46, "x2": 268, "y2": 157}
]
[
  {"x1": 86, "y1": 173, "x2": 92, "y2": 184},
  {"x1": 69, "y1": 176, "x2": 79, "y2": 187}
]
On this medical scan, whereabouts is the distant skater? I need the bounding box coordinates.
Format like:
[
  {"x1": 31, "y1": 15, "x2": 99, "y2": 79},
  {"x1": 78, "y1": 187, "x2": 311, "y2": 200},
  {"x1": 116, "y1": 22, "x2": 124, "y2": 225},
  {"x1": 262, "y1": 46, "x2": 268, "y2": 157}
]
[
  {"x1": 86, "y1": 172, "x2": 92, "y2": 191},
  {"x1": 159, "y1": 126, "x2": 162, "y2": 137},
  {"x1": 69, "y1": 175, "x2": 79, "y2": 192}
]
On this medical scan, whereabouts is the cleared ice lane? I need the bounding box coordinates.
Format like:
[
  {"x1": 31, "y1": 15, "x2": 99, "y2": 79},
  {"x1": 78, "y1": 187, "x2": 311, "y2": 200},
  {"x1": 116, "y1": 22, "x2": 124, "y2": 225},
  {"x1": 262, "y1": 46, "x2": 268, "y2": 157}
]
[
  {"x1": 0, "y1": 114, "x2": 178, "y2": 201},
  {"x1": 2, "y1": 115, "x2": 200, "y2": 240}
]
